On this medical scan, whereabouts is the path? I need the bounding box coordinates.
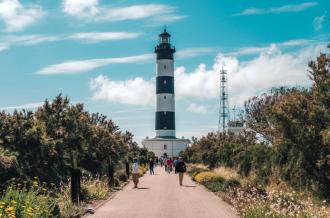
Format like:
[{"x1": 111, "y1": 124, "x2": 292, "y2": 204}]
[{"x1": 87, "y1": 166, "x2": 238, "y2": 218}]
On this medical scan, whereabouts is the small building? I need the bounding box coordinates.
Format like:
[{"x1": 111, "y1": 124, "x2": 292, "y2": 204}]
[
  {"x1": 228, "y1": 120, "x2": 244, "y2": 135},
  {"x1": 142, "y1": 29, "x2": 189, "y2": 158}
]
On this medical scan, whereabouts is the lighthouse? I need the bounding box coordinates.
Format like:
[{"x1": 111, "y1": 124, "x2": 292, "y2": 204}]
[
  {"x1": 155, "y1": 29, "x2": 176, "y2": 138},
  {"x1": 142, "y1": 29, "x2": 189, "y2": 158}
]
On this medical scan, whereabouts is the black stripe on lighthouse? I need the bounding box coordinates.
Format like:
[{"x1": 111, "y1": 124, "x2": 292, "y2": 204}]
[
  {"x1": 155, "y1": 45, "x2": 175, "y2": 60},
  {"x1": 155, "y1": 111, "x2": 175, "y2": 130},
  {"x1": 156, "y1": 76, "x2": 174, "y2": 94}
]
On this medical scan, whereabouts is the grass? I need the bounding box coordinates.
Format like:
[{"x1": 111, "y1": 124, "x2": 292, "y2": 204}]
[
  {"x1": 213, "y1": 166, "x2": 239, "y2": 180},
  {"x1": 188, "y1": 164, "x2": 330, "y2": 218},
  {"x1": 81, "y1": 176, "x2": 109, "y2": 201}
]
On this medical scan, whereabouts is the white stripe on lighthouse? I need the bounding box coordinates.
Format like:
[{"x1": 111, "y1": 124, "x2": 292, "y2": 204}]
[
  {"x1": 156, "y1": 94, "x2": 175, "y2": 112},
  {"x1": 156, "y1": 130, "x2": 176, "y2": 137},
  {"x1": 156, "y1": 59, "x2": 174, "y2": 77}
]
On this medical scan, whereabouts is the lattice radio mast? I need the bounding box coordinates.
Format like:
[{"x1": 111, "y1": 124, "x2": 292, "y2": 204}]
[{"x1": 218, "y1": 67, "x2": 230, "y2": 133}]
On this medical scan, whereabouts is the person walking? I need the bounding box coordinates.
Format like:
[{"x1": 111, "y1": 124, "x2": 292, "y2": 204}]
[
  {"x1": 175, "y1": 157, "x2": 187, "y2": 186},
  {"x1": 132, "y1": 158, "x2": 139, "y2": 188},
  {"x1": 160, "y1": 157, "x2": 164, "y2": 168},
  {"x1": 149, "y1": 158, "x2": 155, "y2": 175},
  {"x1": 173, "y1": 157, "x2": 178, "y2": 174},
  {"x1": 164, "y1": 158, "x2": 168, "y2": 172},
  {"x1": 166, "y1": 158, "x2": 173, "y2": 173}
]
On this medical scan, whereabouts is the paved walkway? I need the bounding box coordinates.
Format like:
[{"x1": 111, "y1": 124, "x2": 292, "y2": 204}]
[{"x1": 88, "y1": 166, "x2": 238, "y2": 218}]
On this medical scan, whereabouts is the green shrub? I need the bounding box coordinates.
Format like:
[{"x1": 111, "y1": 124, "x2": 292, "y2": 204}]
[
  {"x1": 81, "y1": 177, "x2": 109, "y2": 200},
  {"x1": 0, "y1": 180, "x2": 59, "y2": 218},
  {"x1": 203, "y1": 176, "x2": 241, "y2": 192},
  {"x1": 114, "y1": 178, "x2": 120, "y2": 187},
  {"x1": 188, "y1": 167, "x2": 207, "y2": 180},
  {"x1": 203, "y1": 176, "x2": 226, "y2": 192},
  {"x1": 115, "y1": 170, "x2": 128, "y2": 182},
  {"x1": 224, "y1": 178, "x2": 240, "y2": 190}
]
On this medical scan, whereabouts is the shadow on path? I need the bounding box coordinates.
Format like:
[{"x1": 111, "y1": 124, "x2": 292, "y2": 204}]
[
  {"x1": 137, "y1": 187, "x2": 149, "y2": 189},
  {"x1": 182, "y1": 185, "x2": 196, "y2": 188}
]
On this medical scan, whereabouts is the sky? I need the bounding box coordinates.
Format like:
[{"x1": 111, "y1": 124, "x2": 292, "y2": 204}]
[{"x1": 0, "y1": 0, "x2": 329, "y2": 144}]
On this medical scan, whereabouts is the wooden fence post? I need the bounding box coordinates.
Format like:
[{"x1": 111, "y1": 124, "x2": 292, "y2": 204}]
[
  {"x1": 71, "y1": 150, "x2": 81, "y2": 205},
  {"x1": 125, "y1": 160, "x2": 130, "y2": 179},
  {"x1": 108, "y1": 156, "x2": 114, "y2": 187}
]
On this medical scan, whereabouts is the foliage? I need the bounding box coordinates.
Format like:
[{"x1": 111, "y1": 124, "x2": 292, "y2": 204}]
[
  {"x1": 193, "y1": 172, "x2": 217, "y2": 183},
  {"x1": 0, "y1": 95, "x2": 151, "y2": 217},
  {"x1": 0, "y1": 95, "x2": 148, "y2": 186},
  {"x1": 81, "y1": 176, "x2": 109, "y2": 201},
  {"x1": 203, "y1": 177, "x2": 241, "y2": 193},
  {"x1": 115, "y1": 170, "x2": 128, "y2": 182},
  {"x1": 187, "y1": 167, "x2": 207, "y2": 178},
  {"x1": 0, "y1": 180, "x2": 59, "y2": 218},
  {"x1": 182, "y1": 49, "x2": 330, "y2": 197},
  {"x1": 58, "y1": 184, "x2": 84, "y2": 218},
  {"x1": 227, "y1": 188, "x2": 329, "y2": 218}
]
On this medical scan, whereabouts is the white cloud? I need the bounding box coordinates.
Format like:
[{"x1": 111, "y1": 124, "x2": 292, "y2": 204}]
[
  {"x1": 176, "y1": 43, "x2": 326, "y2": 107},
  {"x1": 5, "y1": 34, "x2": 60, "y2": 45},
  {"x1": 226, "y1": 39, "x2": 316, "y2": 56},
  {"x1": 87, "y1": 41, "x2": 326, "y2": 106},
  {"x1": 62, "y1": 0, "x2": 185, "y2": 23},
  {"x1": 234, "y1": 2, "x2": 317, "y2": 16},
  {"x1": 68, "y1": 32, "x2": 141, "y2": 43},
  {"x1": 151, "y1": 14, "x2": 187, "y2": 23},
  {"x1": 96, "y1": 4, "x2": 175, "y2": 22},
  {"x1": 0, "y1": 102, "x2": 44, "y2": 111},
  {"x1": 314, "y1": 14, "x2": 325, "y2": 31},
  {"x1": 0, "y1": 0, "x2": 45, "y2": 32},
  {"x1": 0, "y1": 42, "x2": 9, "y2": 51},
  {"x1": 88, "y1": 41, "x2": 326, "y2": 107},
  {"x1": 37, "y1": 54, "x2": 153, "y2": 75},
  {"x1": 36, "y1": 46, "x2": 214, "y2": 74},
  {"x1": 0, "y1": 32, "x2": 141, "y2": 52},
  {"x1": 90, "y1": 75, "x2": 155, "y2": 105},
  {"x1": 62, "y1": 0, "x2": 99, "y2": 18},
  {"x1": 176, "y1": 47, "x2": 217, "y2": 59},
  {"x1": 186, "y1": 103, "x2": 208, "y2": 114}
]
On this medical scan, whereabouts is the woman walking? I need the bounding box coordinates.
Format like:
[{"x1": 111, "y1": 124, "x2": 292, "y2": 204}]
[{"x1": 132, "y1": 158, "x2": 139, "y2": 188}]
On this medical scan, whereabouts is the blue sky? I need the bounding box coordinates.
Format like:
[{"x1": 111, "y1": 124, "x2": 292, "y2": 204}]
[{"x1": 0, "y1": 0, "x2": 329, "y2": 144}]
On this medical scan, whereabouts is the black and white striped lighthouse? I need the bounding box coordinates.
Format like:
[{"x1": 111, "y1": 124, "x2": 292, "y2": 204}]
[
  {"x1": 154, "y1": 29, "x2": 176, "y2": 138},
  {"x1": 142, "y1": 29, "x2": 189, "y2": 158}
]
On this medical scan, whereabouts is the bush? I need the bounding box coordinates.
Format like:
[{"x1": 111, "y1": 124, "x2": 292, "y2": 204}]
[
  {"x1": 114, "y1": 178, "x2": 120, "y2": 187},
  {"x1": 203, "y1": 176, "x2": 226, "y2": 192},
  {"x1": 0, "y1": 180, "x2": 59, "y2": 218},
  {"x1": 203, "y1": 176, "x2": 241, "y2": 192},
  {"x1": 224, "y1": 178, "x2": 241, "y2": 190},
  {"x1": 194, "y1": 172, "x2": 217, "y2": 183},
  {"x1": 81, "y1": 177, "x2": 109, "y2": 200},
  {"x1": 188, "y1": 167, "x2": 206, "y2": 178},
  {"x1": 115, "y1": 170, "x2": 128, "y2": 182}
]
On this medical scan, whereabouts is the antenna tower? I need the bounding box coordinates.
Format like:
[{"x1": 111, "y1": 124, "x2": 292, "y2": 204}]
[{"x1": 218, "y1": 67, "x2": 230, "y2": 133}]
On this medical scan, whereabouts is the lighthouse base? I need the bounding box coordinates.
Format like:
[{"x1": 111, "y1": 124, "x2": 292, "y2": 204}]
[{"x1": 142, "y1": 137, "x2": 189, "y2": 158}]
